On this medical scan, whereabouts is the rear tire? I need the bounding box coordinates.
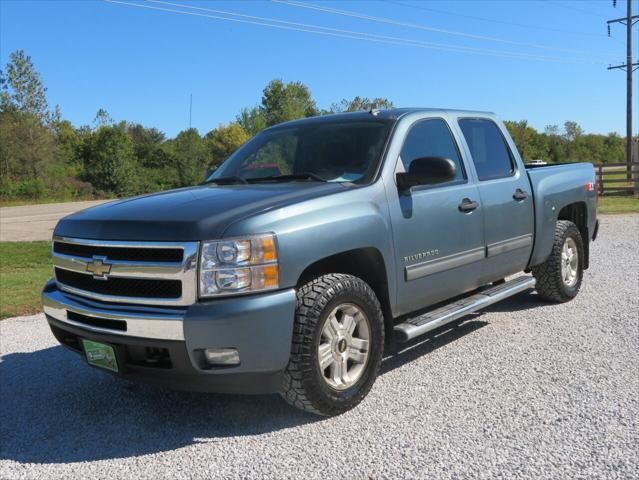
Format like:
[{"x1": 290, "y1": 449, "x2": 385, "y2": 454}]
[
  {"x1": 532, "y1": 220, "x2": 584, "y2": 302},
  {"x1": 279, "y1": 274, "x2": 385, "y2": 416}
]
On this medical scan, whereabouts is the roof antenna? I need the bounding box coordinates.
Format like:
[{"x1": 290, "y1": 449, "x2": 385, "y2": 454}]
[{"x1": 369, "y1": 103, "x2": 380, "y2": 116}]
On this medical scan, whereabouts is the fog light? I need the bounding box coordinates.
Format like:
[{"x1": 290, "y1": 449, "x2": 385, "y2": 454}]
[{"x1": 204, "y1": 348, "x2": 240, "y2": 366}]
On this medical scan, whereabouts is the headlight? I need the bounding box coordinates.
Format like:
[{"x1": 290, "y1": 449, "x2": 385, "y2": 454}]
[{"x1": 199, "y1": 234, "x2": 279, "y2": 297}]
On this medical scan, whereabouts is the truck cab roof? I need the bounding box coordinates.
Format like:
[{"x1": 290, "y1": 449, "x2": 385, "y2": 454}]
[{"x1": 267, "y1": 108, "x2": 497, "y2": 131}]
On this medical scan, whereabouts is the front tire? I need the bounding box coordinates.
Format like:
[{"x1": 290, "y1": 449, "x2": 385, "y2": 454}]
[
  {"x1": 280, "y1": 274, "x2": 385, "y2": 416},
  {"x1": 532, "y1": 220, "x2": 584, "y2": 302}
]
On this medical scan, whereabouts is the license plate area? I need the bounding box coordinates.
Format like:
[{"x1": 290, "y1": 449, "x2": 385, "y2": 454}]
[{"x1": 82, "y1": 339, "x2": 119, "y2": 373}]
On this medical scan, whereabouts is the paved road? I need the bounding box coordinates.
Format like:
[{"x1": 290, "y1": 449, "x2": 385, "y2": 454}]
[
  {"x1": 1, "y1": 215, "x2": 637, "y2": 479},
  {"x1": 0, "y1": 200, "x2": 111, "y2": 242}
]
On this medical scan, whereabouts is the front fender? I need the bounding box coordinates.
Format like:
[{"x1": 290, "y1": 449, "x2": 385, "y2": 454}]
[{"x1": 222, "y1": 183, "x2": 396, "y2": 306}]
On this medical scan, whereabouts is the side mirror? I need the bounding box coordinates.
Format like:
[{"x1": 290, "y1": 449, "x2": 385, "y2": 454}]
[{"x1": 396, "y1": 157, "x2": 457, "y2": 191}]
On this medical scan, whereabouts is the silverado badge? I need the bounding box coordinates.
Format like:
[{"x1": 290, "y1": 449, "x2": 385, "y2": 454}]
[{"x1": 403, "y1": 249, "x2": 440, "y2": 264}]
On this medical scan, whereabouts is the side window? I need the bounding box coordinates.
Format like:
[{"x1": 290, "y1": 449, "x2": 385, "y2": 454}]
[
  {"x1": 458, "y1": 119, "x2": 515, "y2": 181},
  {"x1": 399, "y1": 119, "x2": 466, "y2": 184}
]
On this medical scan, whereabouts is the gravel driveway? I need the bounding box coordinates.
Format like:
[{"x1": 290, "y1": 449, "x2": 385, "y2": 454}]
[{"x1": 1, "y1": 214, "x2": 637, "y2": 479}]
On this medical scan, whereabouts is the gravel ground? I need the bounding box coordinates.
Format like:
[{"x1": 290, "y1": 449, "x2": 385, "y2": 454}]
[{"x1": 1, "y1": 214, "x2": 638, "y2": 479}]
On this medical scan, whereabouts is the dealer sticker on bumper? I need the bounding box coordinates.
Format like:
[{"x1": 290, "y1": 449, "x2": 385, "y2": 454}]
[{"x1": 82, "y1": 339, "x2": 119, "y2": 373}]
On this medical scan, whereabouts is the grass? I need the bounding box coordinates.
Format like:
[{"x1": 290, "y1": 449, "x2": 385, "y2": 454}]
[
  {"x1": 599, "y1": 171, "x2": 635, "y2": 190},
  {"x1": 598, "y1": 196, "x2": 639, "y2": 215},
  {"x1": 0, "y1": 242, "x2": 52, "y2": 319}
]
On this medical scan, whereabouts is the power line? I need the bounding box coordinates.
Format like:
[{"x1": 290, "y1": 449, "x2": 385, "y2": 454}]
[
  {"x1": 608, "y1": 61, "x2": 639, "y2": 70},
  {"x1": 582, "y1": 0, "x2": 615, "y2": 6},
  {"x1": 542, "y1": 0, "x2": 611, "y2": 20},
  {"x1": 274, "y1": 0, "x2": 619, "y2": 59},
  {"x1": 111, "y1": 0, "x2": 609, "y2": 65},
  {"x1": 582, "y1": 0, "x2": 617, "y2": 8},
  {"x1": 387, "y1": 0, "x2": 611, "y2": 38}
]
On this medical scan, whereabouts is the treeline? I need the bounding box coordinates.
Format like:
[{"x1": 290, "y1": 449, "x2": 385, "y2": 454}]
[
  {"x1": 504, "y1": 120, "x2": 626, "y2": 165},
  {"x1": 0, "y1": 49, "x2": 629, "y2": 202}
]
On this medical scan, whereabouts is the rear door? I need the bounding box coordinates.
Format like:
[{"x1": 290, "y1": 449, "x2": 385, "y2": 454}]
[{"x1": 456, "y1": 117, "x2": 534, "y2": 283}]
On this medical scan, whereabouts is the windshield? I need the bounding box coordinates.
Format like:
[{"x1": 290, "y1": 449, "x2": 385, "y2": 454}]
[{"x1": 210, "y1": 119, "x2": 393, "y2": 184}]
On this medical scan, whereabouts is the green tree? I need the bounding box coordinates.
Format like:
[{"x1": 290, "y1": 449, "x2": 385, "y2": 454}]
[
  {"x1": 0, "y1": 50, "x2": 59, "y2": 185},
  {"x1": 125, "y1": 123, "x2": 166, "y2": 162},
  {"x1": 0, "y1": 111, "x2": 56, "y2": 181},
  {"x1": 126, "y1": 123, "x2": 165, "y2": 147},
  {"x1": 236, "y1": 106, "x2": 267, "y2": 136},
  {"x1": 54, "y1": 120, "x2": 82, "y2": 172},
  {"x1": 205, "y1": 123, "x2": 250, "y2": 167},
  {"x1": 563, "y1": 121, "x2": 583, "y2": 142},
  {"x1": 504, "y1": 120, "x2": 541, "y2": 161},
  {"x1": 124, "y1": 123, "x2": 179, "y2": 192},
  {"x1": 137, "y1": 146, "x2": 180, "y2": 192},
  {"x1": 329, "y1": 96, "x2": 394, "y2": 113},
  {"x1": 80, "y1": 125, "x2": 137, "y2": 196},
  {"x1": 0, "y1": 69, "x2": 9, "y2": 111},
  {"x1": 93, "y1": 108, "x2": 113, "y2": 128},
  {"x1": 172, "y1": 128, "x2": 208, "y2": 186},
  {"x1": 603, "y1": 133, "x2": 625, "y2": 164},
  {"x1": 544, "y1": 124, "x2": 560, "y2": 136},
  {"x1": 261, "y1": 79, "x2": 318, "y2": 126},
  {"x1": 1, "y1": 50, "x2": 51, "y2": 122}
]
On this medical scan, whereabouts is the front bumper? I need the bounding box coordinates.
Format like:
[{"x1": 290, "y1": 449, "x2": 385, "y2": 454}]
[{"x1": 42, "y1": 280, "x2": 297, "y2": 394}]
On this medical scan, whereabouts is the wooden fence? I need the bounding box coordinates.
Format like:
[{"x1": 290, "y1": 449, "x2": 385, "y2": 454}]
[{"x1": 594, "y1": 162, "x2": 639, "y2": 196}]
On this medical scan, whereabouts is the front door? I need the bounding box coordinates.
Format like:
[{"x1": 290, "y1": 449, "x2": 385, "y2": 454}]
[
  {"x1": 457, "y1": 118, "x2": 534, "y2": 284},
  {"x1": 388, "y1": 118, "x2": 485, "y2": 316}
]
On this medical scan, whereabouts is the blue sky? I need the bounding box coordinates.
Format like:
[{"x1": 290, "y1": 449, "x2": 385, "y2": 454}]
[{"x1": 1, "y1": 0, "x2": 636, "y2": 137}]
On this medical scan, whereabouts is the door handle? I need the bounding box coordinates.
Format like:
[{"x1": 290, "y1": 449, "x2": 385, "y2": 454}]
[
  {"x1": 458, "y1": 198, "x2": 479, "y2": 212},
  {"x1": 513, "y1": 189, "x2": 528, "y2": 201}
]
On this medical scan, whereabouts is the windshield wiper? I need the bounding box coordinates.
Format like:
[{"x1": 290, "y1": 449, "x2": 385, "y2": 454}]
[
  {"x1": 202, "y1": 176, "x2": 248, "y2": 185},
  {"x1": 247, "y1": 173, "x2": 326, "y2": 183}
]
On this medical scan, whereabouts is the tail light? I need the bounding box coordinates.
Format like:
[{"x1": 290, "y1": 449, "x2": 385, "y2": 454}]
[{"x1": 586, "y1": 180, "x2": 600, "y2": 204}]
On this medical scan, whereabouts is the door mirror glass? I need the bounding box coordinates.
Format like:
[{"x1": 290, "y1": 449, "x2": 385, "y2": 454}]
[{"x1": 396, "y1": 156, "x2": 457, "y2": 190}]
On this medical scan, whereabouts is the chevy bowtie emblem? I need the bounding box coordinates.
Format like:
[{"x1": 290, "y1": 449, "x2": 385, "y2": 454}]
[{"x1": 86, "y1": 257, "x2": 112, "y2": 278}]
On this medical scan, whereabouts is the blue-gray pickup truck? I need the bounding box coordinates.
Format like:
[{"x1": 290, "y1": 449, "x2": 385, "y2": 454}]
[{"x1": 43, "y1": 108, "x2": 598, "y2": 415}]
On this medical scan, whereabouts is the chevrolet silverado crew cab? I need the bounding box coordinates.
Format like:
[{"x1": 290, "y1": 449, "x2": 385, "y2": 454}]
[{"x1": 43, "y1": 109, "x2": 598, "y2": 416}]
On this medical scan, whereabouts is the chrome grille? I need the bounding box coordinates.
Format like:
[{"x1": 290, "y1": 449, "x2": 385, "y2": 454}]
[
  {"x1": 53, "y1": 241, "x2": 184, "y2": 262},
  {"x1": 52, "y1": 236, "x2": 199, "y2": 306},
  {"x1": 54, "y1": 268, "x2": 182, "y2": 299}
]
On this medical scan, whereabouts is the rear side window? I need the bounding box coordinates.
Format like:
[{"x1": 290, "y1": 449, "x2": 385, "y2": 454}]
[
  {"x1": 458, "y1": 119, "x2": 515, "y2": 180},
  {"x1": 400, "y1": 118, "x2": 466, "y2": 184}
]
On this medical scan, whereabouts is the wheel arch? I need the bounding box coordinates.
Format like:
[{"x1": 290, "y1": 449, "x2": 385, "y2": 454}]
[
  {"x1": 557, "y1": 201, "x2": 589, "y2": 269},
  {"x1": 528, "y1": 199, "x2": 592, "y2": 270},
  {"x1": 297, "y1": 248, "x2": 394, "y2": 343}
]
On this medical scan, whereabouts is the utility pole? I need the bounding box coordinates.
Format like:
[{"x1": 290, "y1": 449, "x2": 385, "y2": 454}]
[{"x1": 607, "y1": 1, "x2": 638, "y2": 182}]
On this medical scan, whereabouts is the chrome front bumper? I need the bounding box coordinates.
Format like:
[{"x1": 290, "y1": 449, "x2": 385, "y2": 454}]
[
  {"x1": 43, "y1": 281, "x2": 298, "y2": 392},
  {"x1": 42, "y1": 281, "x2": 186, "y2": 341}
]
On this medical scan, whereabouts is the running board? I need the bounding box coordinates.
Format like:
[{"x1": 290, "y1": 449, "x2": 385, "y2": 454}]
[{"x1": 394, "y1": 276, "x2": 536, "y2": 343}]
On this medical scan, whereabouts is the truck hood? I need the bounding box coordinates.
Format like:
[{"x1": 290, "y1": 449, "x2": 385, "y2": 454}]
[{"x1": 54, "y1": 182, "x2": 346, "y2": 241}]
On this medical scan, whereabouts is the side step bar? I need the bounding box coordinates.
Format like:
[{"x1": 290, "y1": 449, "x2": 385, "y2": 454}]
[{"x1": 394, "y1": 276, "x2": 536, "y2": 343}]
